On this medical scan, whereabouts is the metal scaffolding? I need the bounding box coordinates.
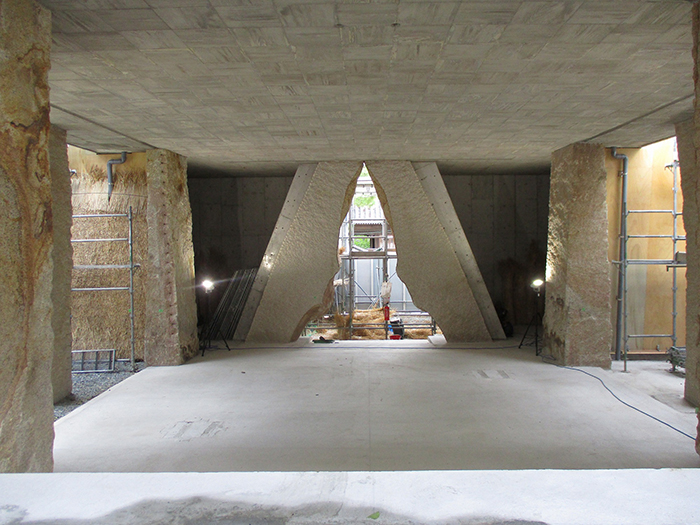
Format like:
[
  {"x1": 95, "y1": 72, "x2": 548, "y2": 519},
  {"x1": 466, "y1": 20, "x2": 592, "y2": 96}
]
[
  {"x1": 616, "y1": 159, "x2": 686, "y2": 371},
  {"x1": 71, "y1": 207, "x2": 137, "y2": 372},
  {"x1": 332, "y1": 177, "x2": 435, "y2": 339}
]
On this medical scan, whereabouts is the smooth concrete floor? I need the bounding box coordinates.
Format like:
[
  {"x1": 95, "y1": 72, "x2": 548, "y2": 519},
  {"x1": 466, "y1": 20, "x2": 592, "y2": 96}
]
[{"x1": 53, "y1": 338, "x2": 700, "y2": 472}]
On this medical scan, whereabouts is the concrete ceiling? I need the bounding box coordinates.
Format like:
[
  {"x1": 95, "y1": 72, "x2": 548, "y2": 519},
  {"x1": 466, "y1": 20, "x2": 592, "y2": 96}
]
[{"x1": 41, "y1": 0, "x2": 695, "y2": 177}]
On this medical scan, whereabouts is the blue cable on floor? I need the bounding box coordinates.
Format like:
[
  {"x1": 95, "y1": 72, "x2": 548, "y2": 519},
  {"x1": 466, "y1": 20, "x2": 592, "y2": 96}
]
[{"x1": 543, "y1": 356, "x2": 696, "y2": 441}]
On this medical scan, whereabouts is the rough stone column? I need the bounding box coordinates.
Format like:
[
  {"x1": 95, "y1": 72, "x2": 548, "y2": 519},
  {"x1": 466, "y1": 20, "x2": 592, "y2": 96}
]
[
  {"x1": 49, "y1": 125, "x2": 73, "y2": 402},
  {"x1": 675, "y1": 119, "x2": 699, "y2": 407},
  {"x1": 0, "y1": 0, "x2": 54, "y2": 472},
  {"x1": 245, "y1": 162, "x2": 362, "y2": 343},
  {"x1": 543, "y1": 143, "x2": 613, "y2": 368},
  {"x1": 144, "y1": 149, "x2": 198, "y2": 365}
]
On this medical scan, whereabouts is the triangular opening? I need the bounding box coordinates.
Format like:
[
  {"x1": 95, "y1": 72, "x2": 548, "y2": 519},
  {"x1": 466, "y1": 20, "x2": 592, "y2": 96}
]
[{"x1": 308, "y1": 163, "x2": 439, "y2": 340}]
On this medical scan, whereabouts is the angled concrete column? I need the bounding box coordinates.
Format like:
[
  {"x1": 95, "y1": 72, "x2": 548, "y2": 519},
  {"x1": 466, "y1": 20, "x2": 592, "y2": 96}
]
[
  {"x1": 0, "y1": 0, "x2": 53, "y2": 472},
  {"x1": 49, "y1": 126, "x2": 73, "y2": 402},
  {"x1": 144, "y1": 150, "x2": 198, "y2": 365},
  {"x1": 543, "y1": 143, "x2": 613, "y2": 368},
  {"x1": 412, "y1": 162, "x2": 505, "y2": 340},
  {"x1": 243, "y1": 162, "x2": 362, "y2": 343},
  {"x1": 366, "y1": 161, "x2": 491, "y2": 342}
]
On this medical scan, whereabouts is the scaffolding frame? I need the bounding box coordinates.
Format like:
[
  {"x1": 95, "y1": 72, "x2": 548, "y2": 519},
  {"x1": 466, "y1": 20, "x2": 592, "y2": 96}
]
[
  {"x1": 334, "y1": 181, "x2": 435, "y2": 339},
  {"x1": 617, "y1": 160, "x2": 686, "y2": 371},
  {"x1": 71, "y1": 207, "x2": 137, "y2": 372}
]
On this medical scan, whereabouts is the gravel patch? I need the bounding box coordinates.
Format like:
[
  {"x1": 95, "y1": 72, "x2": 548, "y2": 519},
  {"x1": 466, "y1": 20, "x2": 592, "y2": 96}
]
[{"x1": 54, "y1": 361, "x2": 146, "y2": 421}]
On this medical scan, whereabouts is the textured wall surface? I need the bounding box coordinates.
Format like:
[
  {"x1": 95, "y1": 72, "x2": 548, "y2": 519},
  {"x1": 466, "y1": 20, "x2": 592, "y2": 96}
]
[
  {"x1": 69, "y1": 148, "x2": 148, "y2": 362},
  {"x1": 543, "y1": 143, "x2": 613, "y2": 368},
  {"x1": 188, "y1": 176, "x2": 292, "y2": 325},
  {"x1": 49, "y1": 126, "x2": 72, "y2": 403},
  {"x1": 367, "y1": 161, "x2": 491, "y2": 342},
  {"x1": 145, "y1": 150, "x2": 199, "y2": 365},
  {"x1": 247, "y1": 162, "x2": 361, "y2": 343},
  {"x1": 0, "y1": 0, "x2": 54, "y2": 472},
  {"x1": 443, "y1": 173, "x2": 549, "y2": 325},
  {"x1": 677, "y1": 119, "x2": 700, "y2": 407},
  {"x1": 189, "y1": 177, "x2": 293, "y2": 273}
]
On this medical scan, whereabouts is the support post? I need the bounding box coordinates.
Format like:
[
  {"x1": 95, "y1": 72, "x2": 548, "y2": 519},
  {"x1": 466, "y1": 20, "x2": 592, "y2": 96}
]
[
  {"x1": 144, "y1": 149, "x2": 199, "y2": 365},
  {"x1": 0, "y1": 0, "x2": 54, "y2": 472},
  {"x1": 543, "y1": 143, "x2": 613, "y2": 368},
  {"x1": 49, "y1": 125, "x2": 73, "y2": 402},
  {"x1": 676, "y1": 119, "x2": 700, "y2": 407}
]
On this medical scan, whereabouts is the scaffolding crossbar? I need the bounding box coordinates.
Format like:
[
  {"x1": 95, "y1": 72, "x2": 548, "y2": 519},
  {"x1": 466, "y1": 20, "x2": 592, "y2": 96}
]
[
  {"x1": 72, "y1": 213, "x2": 128, "y2": 218},
  {"x1": 627, "y1": 209, "x2": 674, "y2": 214},
  {"x1": 74, "y1": 264, "x2": 132, "y2": 270},
  {"x1": 72, "y1": 286, "x2": 130, "y2": 291},
  {"x1": 72, "y1": 238, "x2": 128, "y2": 243}
]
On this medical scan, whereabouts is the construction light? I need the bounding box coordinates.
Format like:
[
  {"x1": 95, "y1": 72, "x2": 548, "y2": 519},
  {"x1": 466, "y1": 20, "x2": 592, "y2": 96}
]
[
  {"x1": 531, "y1": 278, "x2": 544, "y2": 292},
  {"x1": 202, "y1": 279, "x2": 214, "y2": 293}
]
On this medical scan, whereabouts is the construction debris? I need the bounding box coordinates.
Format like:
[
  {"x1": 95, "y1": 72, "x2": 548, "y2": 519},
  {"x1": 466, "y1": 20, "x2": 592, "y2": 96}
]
[{"x1": 311, "y1": 308, "x2": 439, "y2": 341}]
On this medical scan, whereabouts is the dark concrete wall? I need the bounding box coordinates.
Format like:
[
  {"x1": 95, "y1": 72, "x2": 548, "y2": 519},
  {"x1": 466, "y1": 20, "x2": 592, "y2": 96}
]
[
  {"x1": 444, "y1": 173, "x2": 550, "y2": 326},
  {"x1": 188, "y1": 176, "x2": 293, "y2": 324},
  {"x1": 188, "y1": 173, "x2": 548, "y2": 327}
]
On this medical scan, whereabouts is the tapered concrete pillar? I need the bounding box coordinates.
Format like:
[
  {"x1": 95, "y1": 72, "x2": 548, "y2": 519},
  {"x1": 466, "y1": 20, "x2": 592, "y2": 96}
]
[
  {"x1": 49, "y1": 126, "x2": 73, "y2": 402},
  {"x1": 366, "y1": 161, "x2": 493, "y2": 342},
  {"x1": 144, "y1": 149, "x2": 198, "y2": 365},
  {"x1": 543, "y1": 143, "x2": 613, "y2": 368},
  {"x1": 243, "y1": 162, "x2": 362, "y2": 343},
  {"x1": 0, "y1": 0, "x2": 54, "y2": 472},
  {"x1": 241, "y1": 160, "x2": 501, "y2": 343}
]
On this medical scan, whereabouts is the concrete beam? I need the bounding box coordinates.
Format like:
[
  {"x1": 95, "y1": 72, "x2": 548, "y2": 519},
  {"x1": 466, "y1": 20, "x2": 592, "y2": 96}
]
[
  {"x1": 366, "y1": 161, "x2": 491, "y2": 342},
  {"x1": 412, "y1": 162, "x2": 505, "y2": 340},
  {"x1": 49, "y1": 126, "x2": 73, "y2": 403},
  {"x1": 244, "y1": 162, "x2": 362, "y2": 343},
  {"x1": 144, "y1": 149, "x2": 199, "y2": 365},
  {"x1": 0, "y1": 0, "x2": 54, "y2": 472},
  {"x1": 543, "y1": 143, "x2": 613, "y2": 368}
]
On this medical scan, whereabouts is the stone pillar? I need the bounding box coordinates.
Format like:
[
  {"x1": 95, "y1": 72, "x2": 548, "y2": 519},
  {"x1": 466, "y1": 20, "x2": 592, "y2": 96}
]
[
  {"x1": 144, "y1": 149, "x2": 198, "y2": 365},
  {"x1": 0, "y1": 0, "x2": 54, "y2": 472},
  {"x1": 675, "y1": 119, "x2": 699, "y2": 407},
  {"x1": 244, "y1": 162, "x2": 362, "y2": 343},
  {"x1": 49, "y1": 126, "x2": 73, "y2": 402},
  {"x1": 543, "y1": 143, "x2": 613, "y2": 368}
]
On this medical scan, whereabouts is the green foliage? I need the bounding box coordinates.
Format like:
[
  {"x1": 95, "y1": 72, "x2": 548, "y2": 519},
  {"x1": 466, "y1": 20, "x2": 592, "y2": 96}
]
[
  {"x1": 353, "y1": 236, "x2": 371, "y2": 249},
  {"x1": 353, "y1": 194, "x2": 376, "y2": 208}
]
